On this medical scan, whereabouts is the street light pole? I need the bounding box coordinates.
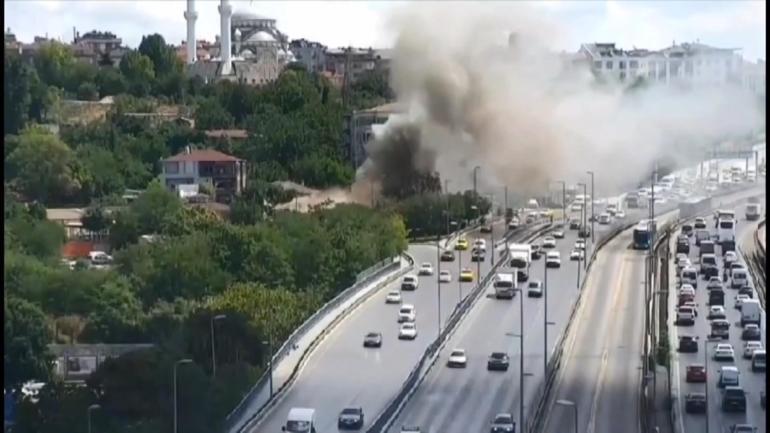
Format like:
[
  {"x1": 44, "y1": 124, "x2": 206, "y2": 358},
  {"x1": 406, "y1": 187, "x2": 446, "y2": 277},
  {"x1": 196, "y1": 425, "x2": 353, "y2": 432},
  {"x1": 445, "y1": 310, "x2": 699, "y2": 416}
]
[
  {"x1": 87, "y1": 404, "x2": 101, "y2": 433},
  {"x1": 437, "y1": 231, "x2": 442, "y2": 335},
  {"x1": 587, "y1": 171, "x2": 595, "y2": 245},
  {"x1": 556, "y1": 180, "x2": 566, "y2": 224},
  {"x1": 173, "y1": 359, "x2": 193, "y2": 433},
  {"x1": 543, "y1": 258, "x2": 548, "y2": 376},
  {"x1": 555, "y1": 399, "x2": 578, "y2": 433},
  {"x1": 263, "y1": 339, "x2": 274, "y2": 397},
  {"x1": 578, "y1": 182, "x2": 587, "y2": 271},
  {"x1": 210, "y1": 314, "x2": 226, "y2": 378},
  {"x1": 458, "y1": 246, "x2": 463, "y2": 304},
  {"x1": 506, "y1": 287, "x2": 525, "y2": 431}
]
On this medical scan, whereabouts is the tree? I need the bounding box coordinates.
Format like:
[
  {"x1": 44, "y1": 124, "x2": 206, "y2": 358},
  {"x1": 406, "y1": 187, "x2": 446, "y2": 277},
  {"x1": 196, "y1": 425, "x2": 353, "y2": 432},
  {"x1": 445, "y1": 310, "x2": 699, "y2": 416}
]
[
  {"x1": 4, "y1": 53, "x2": 33, "y2": 134},
  {"x1": 194, "y1": 98, "x2": 234, "y2": 131},
  {"x1": 119, "y1": 51, "x2": 155, "y2": 96},
  {"x1": 77, "y1": 82, "x2": 99, "y2": 101},
  {"x1": 4, "y1": 296, "x2": 55, "y2": 390},
  {"x1": 7, "y1": 127, "x2": 80, "y2": 203},
  {"x1": 81, "y1": 206, "x2": 112, "y2": 233},
  {"x1": 33, "y1": 41, "x2": 76, "y2": 88},
  {"x1": 5, "y1": 216, "x2": 66, "y2": 259},
  {"x1": 138, "y1": 34, "x2": 180, "y2": 78},
  {"x1": 95, "y1": 66, "x2": 127, "y2": 96}
]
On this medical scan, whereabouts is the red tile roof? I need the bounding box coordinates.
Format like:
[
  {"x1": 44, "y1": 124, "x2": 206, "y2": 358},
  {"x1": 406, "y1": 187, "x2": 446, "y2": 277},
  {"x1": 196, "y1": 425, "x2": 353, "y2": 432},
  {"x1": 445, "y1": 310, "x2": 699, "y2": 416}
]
[{"x1": 165, "y1": 149, "x2": 243, "y2": 162}]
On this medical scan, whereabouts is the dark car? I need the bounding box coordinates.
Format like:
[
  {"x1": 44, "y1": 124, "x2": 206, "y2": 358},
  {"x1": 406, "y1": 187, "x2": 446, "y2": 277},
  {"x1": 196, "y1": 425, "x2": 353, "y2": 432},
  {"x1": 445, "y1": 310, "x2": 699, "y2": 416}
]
[
  {"x1": 686, "y1": 365, "x2": 707, "y2": 382},
  {"x1": 487, "y1": 352, "x2": 510, "y2": 371},
  {"x1": 489, "y1": 413, "x2": 515, "y2": 433},
  {"x1": 471, "y1": 249, "x2": 486, "y2": 262},
  {"x1": 569, "y1": 219, "x2": 581, "y2": 230},
  {"x1": 578, "y1": 226, "x2": 591, "y2": 238},
  {"x1": 722, "y1": 386, "x2": 747, "y2": 412},
  {"x1": 480, "y1": 225, "x2": 493, "y2": 233},
  {"x1": 738, "y1": 286, "x2": 754, "y2": 298},
  {"x1": 742, "y1": 325, "x2": 761, "y2": 341},
  {"x1": 363, "y1": 332, "x2": 382, "y2": 348},
  {"x1": 676, "y1": 241, "x2": 690, "y2": 254},
  {"x1": 678, "y1": 336, "x2": 698, "y2": 353},
  {"x1": 531, "y1": 244, "x2": 542, "y2": 260},
  {"x1": 685, "y1": 393, "x2": 707, "y2": 414},
  {"x1": 440, "y1": 250, "x2": 456, "y2": 262},
  {"x1": 338, "y1": 407, "x2": 364, "y2": 430},
  {"x1": 681, "y1": 224, "x2": 694, "y2": 237},
  {"x1": 709, "y1": 289, "x2": 725, "y2": 307}
]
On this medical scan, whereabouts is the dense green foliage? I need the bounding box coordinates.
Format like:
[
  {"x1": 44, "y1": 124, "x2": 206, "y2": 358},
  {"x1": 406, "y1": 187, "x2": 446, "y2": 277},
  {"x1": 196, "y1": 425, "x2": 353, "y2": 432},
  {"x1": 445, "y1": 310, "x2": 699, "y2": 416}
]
[{"x1": 391, "y1": 191, "x2": 492, "y2": 238}]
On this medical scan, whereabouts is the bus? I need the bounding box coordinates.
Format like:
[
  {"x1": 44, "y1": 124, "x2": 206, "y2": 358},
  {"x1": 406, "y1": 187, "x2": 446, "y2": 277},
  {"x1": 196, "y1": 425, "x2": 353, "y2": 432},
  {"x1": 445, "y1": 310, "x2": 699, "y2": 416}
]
[{"x1": 633, "y1": 219, "x2": 657, "y2": 250}]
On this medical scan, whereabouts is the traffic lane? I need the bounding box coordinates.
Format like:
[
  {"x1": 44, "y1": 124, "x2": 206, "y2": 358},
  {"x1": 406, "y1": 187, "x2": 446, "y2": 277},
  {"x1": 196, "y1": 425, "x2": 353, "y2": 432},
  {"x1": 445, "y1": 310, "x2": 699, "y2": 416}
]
[
  {"x1": 672, "y1": 213, "x2": 766, "y2": 432},
  {"x1": 543, "y1": 229, "x2": 639, "y2": 433},
  {"x1": 673, "y1": 196, "x2": 766, "y2": 433},
  {"x1": 253, "y1": 222, "x2": 512, "y2": 432},
  {"x1": 389, "y1": 230, "x2": 582, "y2": 432}
]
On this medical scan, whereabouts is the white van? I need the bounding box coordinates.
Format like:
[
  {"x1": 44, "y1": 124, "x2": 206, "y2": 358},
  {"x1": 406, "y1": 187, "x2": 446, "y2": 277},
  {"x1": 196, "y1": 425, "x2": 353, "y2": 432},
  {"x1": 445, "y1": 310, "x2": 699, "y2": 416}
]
[
  {"x1": 718, "y1": 366, "x2": 740, "y2": 388},
  {"x1": 398, "y1": 304, "x2": 416, "y2": 323},
  {"x1": 741, "y1": 299, "x2": 761, "y2": 327},
  {"x1": 676, "y1": 306, "x2": 696, "y2": 326},
  {"x1": 731, "y1": 269, "x2": 749, "y2": 289},
  {"x1": 283, "y1": 407, "x2": 316, "y2": 433},
  {"x1": 717, "y1": 218, "x2": 736, "y2": 243},
  {"x1": 493, "y1": 273, "x2": 516, "y2": 299}
]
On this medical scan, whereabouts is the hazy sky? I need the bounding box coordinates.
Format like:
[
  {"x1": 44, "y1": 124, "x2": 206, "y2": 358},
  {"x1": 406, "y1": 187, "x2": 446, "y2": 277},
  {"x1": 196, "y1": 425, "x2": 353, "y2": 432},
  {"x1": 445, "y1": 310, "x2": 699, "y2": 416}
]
[{"x1": 4, "y1": 0, "x2": 766, "y2": 61}]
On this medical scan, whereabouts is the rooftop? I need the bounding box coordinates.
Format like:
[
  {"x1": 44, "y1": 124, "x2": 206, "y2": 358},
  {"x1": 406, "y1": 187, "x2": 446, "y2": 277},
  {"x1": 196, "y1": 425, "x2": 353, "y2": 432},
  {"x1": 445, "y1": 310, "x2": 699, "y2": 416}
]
[
  {"x1": 164, "y1": 148, "x2": 243, "y2": 162},
  {"x1": 204, "y1": 129, "x2": 249, "y2": 139}
]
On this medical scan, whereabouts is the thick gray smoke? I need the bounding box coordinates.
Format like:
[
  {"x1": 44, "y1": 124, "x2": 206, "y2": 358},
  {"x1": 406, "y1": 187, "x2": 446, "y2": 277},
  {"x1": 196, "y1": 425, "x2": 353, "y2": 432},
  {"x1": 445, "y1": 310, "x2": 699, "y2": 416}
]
[{"x1": 356, "y1": 2, "x2": 764, "y2": 199}]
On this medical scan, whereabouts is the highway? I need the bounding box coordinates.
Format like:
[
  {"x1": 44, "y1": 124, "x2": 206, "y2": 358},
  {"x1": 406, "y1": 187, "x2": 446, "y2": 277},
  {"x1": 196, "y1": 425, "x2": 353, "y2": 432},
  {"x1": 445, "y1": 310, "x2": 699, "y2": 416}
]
[
  {"x1": 388, "y1": 201, "x2": 664, "y2": 432},
  {"x1": 671, "y1": 195, "x2": 767, "y2": 433},
  {"x1": 249, "y1": 220, "x2": 516, "y2": 432}
]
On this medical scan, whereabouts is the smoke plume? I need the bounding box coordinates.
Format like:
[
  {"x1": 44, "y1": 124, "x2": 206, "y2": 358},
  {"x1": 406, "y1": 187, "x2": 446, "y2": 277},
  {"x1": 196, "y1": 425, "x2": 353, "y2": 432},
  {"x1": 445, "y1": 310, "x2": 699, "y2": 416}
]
[{"x1": 356, "y1": 2, "x2": 764, "y2": 200}]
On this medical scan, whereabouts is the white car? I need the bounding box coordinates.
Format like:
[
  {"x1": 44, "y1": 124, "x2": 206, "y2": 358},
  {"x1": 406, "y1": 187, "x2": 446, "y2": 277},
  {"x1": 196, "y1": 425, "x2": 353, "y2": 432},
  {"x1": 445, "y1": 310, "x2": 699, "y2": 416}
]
[
  {"x1": 575, "y1": 240, "x2": 586, "y2": 250},
  {"x1": 679, "y1": 283, "x2": 695, "y2": 292},
  {"x1": 447, "y1": 349, "x2": 467, "y2": 367},
  {"x1": 552, "y1": 230, "x2": 565, "y2": 239},
  {"x1": 398, "y1": 304, "x2": 416, "y2": 323},
  {"x1": 527, "y1": 280, "x2": 544, "y2": 297},
  {"x1": 439, "y1": 270, "x2": 452, "y2": 283},
  {"x1": 598, "y1": 213, "x2": 611, "y2": 225},
  {"x1": 724, "y1": 251, "x2": 738, "y2": 266},
  {"x1": 744, "y1": 341, "x2": 764, "y2": 359},
  {"x1": 545, "y1": 251, "x2": 561, "y2": 268},
  {"x1": 418, "y1": 263, "x2": 434, "y2": 276},
  {"x1": 570, "y1": 249, "x2": 584, "y2": 261},
  {"x1": 674, "y1": 253, "x2": 688, "y2": 264},
  {"x1": 713, "y1": 343, "x2": 735, "y2": 361},
  {"x1": 398, "y1": 322, "x2": 417, "y2": 340},
  {"x1": 385, "y1": 291, "x2": 402, "y2": 304},
  {"x1": 707, "y1": 305, "x2": 726, "y2": 319},
  {"x1": 735, "y1": 294, "x2": 750, "y2": 310},
  {"x1": 473, "y1": 239, "x2": 487, "y2": 252},
  {"x1": 542, "y1": 236, "x2": 557, "y2": 248},
  {"x1": 571, "y1": 203, "x2": 583, "y2": 212},
  {"x1": 677, "y1": 258, "x2": 692, "y2": 274},
  {"x1": 615, "y1": 210, "x2": 626, "y2": 219}
]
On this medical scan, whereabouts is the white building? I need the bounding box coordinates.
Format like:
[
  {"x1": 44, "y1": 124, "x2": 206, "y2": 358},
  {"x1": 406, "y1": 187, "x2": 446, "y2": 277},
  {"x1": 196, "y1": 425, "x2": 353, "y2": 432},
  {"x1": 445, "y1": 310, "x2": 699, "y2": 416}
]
[
  {"x1": 578, "y1": 41, "x2": 745, "y2": 88},
  {"x1": 741, "y1": 59, "x2": 766, "y2": 97}
]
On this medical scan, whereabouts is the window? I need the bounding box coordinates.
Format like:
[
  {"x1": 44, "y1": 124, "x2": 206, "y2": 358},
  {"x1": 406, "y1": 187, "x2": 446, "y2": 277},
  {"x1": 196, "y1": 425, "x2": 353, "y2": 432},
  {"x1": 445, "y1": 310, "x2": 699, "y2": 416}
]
[
  {"x1": 629, "y1": 60, "x2": 639, "y2": 69},
  {"x1": 605, "y1": 61, "x2": 613, "y2": 69},
  {"x1": 164, "y1": 161, "x2": 179, "y2": 174},
  {"x1": 619, "y1": 61, "x2": 626, "y2": 69}
]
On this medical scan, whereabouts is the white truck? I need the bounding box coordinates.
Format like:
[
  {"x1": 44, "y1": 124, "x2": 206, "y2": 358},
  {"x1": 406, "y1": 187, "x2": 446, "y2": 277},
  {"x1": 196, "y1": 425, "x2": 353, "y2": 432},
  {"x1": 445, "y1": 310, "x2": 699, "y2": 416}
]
[
  {"x1": 508, "y1": 243, "x2": 532, "y2": 282},
  {"x1": 741, "y1": 299, "x2": 761, "y2": 327},
  {"x1": 493, "y1": 272, "x2": 517, "y2": 299}
]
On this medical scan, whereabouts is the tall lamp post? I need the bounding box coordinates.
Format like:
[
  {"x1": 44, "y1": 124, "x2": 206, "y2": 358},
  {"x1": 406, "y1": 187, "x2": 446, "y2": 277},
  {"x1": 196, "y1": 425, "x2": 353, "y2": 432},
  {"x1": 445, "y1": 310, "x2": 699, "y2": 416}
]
[
  {"x1": 505, "y1": 286, "x2": 525, "y2": 432},
  {"x1": 173, "y1": 359, "x2": 193, "y2": 433},
  {"x1": 263, "y1": 338, "x2": 274, "y2": 397},
  {"x1": 543, "y1": 258, "x2": 556, "y2": 375},
  {"x1": 555, "y1": 180, "x2": 567, "y2": 224},
  {"x1": 210, "y1": 314, "x2": 226, "y2": 378},
  {"x1": 555, "y1": 399, "x2": 578, "y2": 433},
  {"x1": 577, "y1": 182, "x2": 587, "y2": 271},
  {"x1": 586, "y1": 171, "x2": 595, "y2": 244},
  {"x1": 472, "y1": 204, "x2": 480, "y2": 282},
  {"x1": 87, "y1": 404, "x2": 101, "y2": 433}
]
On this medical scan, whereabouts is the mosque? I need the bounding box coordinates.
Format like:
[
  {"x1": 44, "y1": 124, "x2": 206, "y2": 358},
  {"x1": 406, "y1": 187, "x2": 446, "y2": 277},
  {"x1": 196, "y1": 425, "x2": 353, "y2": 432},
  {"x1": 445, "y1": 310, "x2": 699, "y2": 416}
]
[{"x1": 184, "y1": 0, "x2": 295, "y2": 85}]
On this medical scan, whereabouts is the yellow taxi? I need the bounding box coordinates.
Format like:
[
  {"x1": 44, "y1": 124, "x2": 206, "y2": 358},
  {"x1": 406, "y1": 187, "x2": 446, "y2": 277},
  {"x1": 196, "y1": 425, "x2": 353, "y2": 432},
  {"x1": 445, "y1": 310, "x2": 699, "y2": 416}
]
[
  {"x1": 455, "y1": 238, "x2": 469, "y2": 251},
  {"x1": 459, "y1": 268, "x2": 474, "y2": 282}
]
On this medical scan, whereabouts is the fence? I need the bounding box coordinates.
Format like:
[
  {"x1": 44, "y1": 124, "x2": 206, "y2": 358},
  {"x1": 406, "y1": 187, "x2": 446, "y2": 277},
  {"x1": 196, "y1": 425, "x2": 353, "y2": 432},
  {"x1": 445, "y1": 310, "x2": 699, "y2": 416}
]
[
  {"x1": 366, "y1": 222, "x2": 555, "y2": 432},
  {"x1": 743, "y1": 219, "x2": 766, "y2": 309}
]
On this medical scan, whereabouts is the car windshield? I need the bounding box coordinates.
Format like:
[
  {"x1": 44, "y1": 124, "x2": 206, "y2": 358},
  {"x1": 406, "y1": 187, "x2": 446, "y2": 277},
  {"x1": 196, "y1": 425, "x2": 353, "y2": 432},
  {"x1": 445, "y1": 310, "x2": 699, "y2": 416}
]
[
  {"x1": 494, "y1": 415, "x2": 513, "y2": 424},
  {"x1": 341, "y1": 408, "x2": 360, "y2": 415},
  {"x1": 366, "y1": 333, "x2": 379, "y2": 338}
]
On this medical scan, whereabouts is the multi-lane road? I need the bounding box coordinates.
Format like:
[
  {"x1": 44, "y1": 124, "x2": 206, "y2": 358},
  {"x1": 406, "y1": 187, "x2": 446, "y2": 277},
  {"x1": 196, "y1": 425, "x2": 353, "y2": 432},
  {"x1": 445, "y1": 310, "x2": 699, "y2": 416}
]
[
  {"x1": 671, "y1": 194, "x2": 767, "y2": 433},
  {"x1": 250, "y1": 220, "x2": 515, "y2": 432}
]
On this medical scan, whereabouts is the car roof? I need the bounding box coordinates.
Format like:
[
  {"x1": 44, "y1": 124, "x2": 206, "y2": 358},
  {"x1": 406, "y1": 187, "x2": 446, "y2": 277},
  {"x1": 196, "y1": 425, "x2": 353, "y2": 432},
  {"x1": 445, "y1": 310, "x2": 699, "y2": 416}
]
[
  {"x1": 721, "y1": 366, "x2": 739, "y2": 372},
  {"x1": 341, "y1": 407, "x2": 362, "y2": 414}
]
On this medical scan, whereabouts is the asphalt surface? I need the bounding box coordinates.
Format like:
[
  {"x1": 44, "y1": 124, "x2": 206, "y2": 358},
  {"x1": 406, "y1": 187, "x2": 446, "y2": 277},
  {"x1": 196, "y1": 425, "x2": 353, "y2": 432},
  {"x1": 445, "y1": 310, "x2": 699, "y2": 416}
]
[
  {"x1": 250, "y1": 220, "x2": 514, "y2": 432},
  {"x1": 671, "y1": 195, "x2": 767, "y2": 433},
  {"x1": 388, "y1": 201, "x2": 664, "y2": 433}
]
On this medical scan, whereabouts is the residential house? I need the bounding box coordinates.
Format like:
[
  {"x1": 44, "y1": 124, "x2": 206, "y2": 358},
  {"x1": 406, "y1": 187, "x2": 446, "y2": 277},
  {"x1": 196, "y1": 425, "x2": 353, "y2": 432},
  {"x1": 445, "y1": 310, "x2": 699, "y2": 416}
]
[{"x1": 159, "y1": 147, "x2": 247, "y2": 202}]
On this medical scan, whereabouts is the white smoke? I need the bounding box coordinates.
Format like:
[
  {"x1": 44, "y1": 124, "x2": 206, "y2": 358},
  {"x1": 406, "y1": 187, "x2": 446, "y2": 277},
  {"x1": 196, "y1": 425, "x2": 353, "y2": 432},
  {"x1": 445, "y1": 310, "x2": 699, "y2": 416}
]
[{"x1": 358, "y1": 2, "x2": 764, "y2": 199}]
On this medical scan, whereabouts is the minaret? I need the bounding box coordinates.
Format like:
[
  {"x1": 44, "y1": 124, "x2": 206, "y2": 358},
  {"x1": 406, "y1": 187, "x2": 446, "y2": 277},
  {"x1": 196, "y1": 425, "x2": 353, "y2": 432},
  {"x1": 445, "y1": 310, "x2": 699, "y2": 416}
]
[
  {"x1": 218, "y1": 0, "x2": 233, "y2": 75},
  {"x1": 184, "y1": 0, "x2": 197, "y2": 64}
]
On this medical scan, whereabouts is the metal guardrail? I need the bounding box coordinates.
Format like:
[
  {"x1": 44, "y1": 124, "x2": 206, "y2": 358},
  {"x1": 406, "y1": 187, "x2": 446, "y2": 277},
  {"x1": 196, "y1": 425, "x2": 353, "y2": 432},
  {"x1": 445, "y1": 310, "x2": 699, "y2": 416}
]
[
  {"x1": 225, "y1": 254, "x2": 410, "y2": 433},
  {"x1": 367, "y1": 222, "x2": 554, "y2": 433}
]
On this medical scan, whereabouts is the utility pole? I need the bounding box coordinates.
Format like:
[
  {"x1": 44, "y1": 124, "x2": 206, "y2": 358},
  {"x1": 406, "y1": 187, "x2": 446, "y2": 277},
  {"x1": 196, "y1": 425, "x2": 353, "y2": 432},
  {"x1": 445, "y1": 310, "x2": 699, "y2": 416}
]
[{"x1": 587, "y1": 171, "x2": 595, "y2": 245}]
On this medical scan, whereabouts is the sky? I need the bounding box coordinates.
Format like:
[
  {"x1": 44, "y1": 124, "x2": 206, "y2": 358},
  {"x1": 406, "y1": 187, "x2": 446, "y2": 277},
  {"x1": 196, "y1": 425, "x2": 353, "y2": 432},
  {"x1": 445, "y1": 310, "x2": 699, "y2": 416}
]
[{"x1": 3, "y1": 0, "x2": 766, "y2": 61}]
